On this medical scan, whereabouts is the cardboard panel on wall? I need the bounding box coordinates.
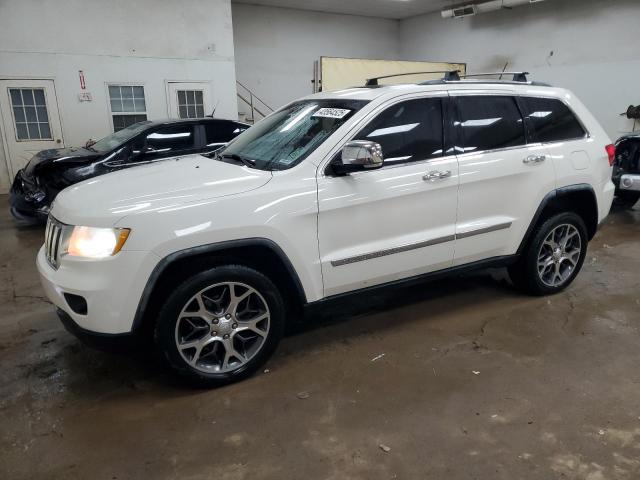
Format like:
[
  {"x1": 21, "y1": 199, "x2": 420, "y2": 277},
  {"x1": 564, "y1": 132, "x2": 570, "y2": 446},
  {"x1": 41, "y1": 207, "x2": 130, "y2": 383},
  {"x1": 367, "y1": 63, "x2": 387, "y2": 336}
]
[{"x1": 320, "y1": 57, "x2": 466, "y2": 91}]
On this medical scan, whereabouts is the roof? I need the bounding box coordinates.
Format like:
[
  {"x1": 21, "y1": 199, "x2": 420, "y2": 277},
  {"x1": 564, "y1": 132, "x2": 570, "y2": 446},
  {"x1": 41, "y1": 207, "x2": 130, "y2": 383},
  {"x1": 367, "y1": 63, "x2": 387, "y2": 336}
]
[
  {"x1": 305, "y1": 81, "x2": 565, "y2": 103},
  {"x1": 141, "y1": 117, "x2": 250, "y2": 128}
]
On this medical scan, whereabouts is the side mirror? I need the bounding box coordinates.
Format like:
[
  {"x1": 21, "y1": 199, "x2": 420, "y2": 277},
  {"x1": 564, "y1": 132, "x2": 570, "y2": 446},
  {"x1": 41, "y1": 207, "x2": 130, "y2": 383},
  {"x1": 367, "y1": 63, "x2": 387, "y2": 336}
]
[{"x1": 331, "y1": 140, "x2": 384, "y2": 175}]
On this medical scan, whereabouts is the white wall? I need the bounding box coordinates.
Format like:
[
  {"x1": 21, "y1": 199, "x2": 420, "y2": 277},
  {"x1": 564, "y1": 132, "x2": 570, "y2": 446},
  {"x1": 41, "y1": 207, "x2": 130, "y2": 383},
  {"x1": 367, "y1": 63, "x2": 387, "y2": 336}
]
[
  {"x1": 0, "y1": 0, "x2": 237, "y2": 193},
  {"x1": 232, "y1": 4, "x2": 400, "y2": 113},
  {"x1": 399, "y1": 0, "x2": 640, "y2": 140}
]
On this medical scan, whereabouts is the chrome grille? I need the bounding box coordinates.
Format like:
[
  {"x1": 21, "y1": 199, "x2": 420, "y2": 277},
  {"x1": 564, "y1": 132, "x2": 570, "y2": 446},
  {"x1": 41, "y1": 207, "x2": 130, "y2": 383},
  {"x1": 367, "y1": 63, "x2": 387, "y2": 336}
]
[{"x1": 45, "y1": 216, "x2": 63, "y2": 269}]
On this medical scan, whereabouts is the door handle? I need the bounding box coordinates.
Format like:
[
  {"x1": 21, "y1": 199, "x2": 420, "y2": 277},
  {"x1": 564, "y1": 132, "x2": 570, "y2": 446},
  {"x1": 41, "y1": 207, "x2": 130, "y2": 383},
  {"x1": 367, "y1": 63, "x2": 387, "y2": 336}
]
[
  {"x1": 423, "y1": 170, "x2": 452, "y2": 181},
  {"x1": 523, "y1": 154, "x2": 546, "y2": 164}
]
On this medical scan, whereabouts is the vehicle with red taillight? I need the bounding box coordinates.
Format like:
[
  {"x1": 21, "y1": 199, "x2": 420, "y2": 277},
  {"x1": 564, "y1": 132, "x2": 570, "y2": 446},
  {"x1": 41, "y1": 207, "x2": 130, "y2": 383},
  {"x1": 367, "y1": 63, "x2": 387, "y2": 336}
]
[{"x1": 612, "y1": 133, "x2": 640, "y2": 208}]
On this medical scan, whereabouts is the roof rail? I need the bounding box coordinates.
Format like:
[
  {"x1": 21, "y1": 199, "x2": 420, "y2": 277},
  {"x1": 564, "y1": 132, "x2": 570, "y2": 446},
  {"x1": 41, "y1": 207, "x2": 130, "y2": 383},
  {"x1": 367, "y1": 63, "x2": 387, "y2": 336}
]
[
  {"x1": 365, "y1": 70, "x2": 460, "y2": 87},
  {"x1": 362, "y1": 70, "x2": 550, "y2": 88},
  {"x1": 459, "y1": 71, "x2": 530, "y2": 82},
  {"x1": 419, "y1": 70, "x2": 551, "y2": 86}
]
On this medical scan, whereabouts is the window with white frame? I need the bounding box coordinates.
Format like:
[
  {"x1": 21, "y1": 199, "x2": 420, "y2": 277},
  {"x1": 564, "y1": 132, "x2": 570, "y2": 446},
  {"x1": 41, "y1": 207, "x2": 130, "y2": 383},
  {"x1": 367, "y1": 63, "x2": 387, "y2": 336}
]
[
  {"x1": 9, "y1": 88, "x2": 52, "y2": 140},
  {"x1": 177, "y1": 90, "x2": 205, "y2": 118},
  {"x1": 108, "y1": 85, "x2": 147, "y2": 131}
]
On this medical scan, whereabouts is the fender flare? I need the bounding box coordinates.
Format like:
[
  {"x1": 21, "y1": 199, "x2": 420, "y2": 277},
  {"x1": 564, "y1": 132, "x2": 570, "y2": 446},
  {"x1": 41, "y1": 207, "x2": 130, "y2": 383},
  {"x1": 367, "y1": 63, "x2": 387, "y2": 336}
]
[
  {"x1": 131, "y1": 238, "x2": 307, "y2": 332},
  {"x1": 516, "y1": 183, "x2": 598, "y2": 254}
]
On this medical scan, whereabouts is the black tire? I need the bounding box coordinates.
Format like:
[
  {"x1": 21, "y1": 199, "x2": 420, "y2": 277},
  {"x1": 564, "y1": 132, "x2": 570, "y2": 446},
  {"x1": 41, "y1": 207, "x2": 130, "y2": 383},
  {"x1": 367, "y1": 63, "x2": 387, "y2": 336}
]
[
  {"x1": 508, "y1": 212, "x2": 588, "y2": 296},
  {"x1": 154, "y1": 265, "x2": 285, "y2": 387},
  {"x1": 614, "y1": 191, "x2": 640, "y2": 208}
]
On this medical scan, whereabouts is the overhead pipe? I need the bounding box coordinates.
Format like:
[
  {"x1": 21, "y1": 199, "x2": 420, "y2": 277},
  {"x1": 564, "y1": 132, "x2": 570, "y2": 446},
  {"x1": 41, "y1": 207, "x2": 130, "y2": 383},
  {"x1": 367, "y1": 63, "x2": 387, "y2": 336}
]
[{"x1": 442, "y1": 0, "x2": 546, "y2": 18}]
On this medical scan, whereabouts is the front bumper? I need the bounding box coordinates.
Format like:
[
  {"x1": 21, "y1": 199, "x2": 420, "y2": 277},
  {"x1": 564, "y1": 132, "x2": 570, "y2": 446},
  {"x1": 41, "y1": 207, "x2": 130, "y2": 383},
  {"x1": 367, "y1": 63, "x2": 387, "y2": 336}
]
[
  {"x1": 37, "y1": 246, "x2": 161, "y2": 334},
  {"x1": 618, "y1": 173, "x2": 640, "y2": 192},
  {"x1": 10, "y1": 170, "x2": 50, "y2": 222}
]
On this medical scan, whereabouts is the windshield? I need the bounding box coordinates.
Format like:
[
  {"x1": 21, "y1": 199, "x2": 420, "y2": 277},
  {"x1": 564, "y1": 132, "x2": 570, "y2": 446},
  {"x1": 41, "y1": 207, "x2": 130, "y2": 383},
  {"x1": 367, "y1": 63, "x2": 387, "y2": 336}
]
[
  {"x1": 90, "y1": 121, "x2": 152, "y2": 153},
  {"x1": 220, "y1": 99, "x2": 368, "y2": 170}
]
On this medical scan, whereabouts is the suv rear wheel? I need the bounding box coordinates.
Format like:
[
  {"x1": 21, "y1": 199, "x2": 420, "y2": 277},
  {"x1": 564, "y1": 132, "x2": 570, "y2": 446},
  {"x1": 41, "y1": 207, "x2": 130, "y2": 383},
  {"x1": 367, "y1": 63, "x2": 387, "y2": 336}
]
[
  {"x1": 509, "y1": 212, "x2": 588, "y2": 295},
  {"x1": 155, "y1": 265, "x2": 285, "y2": 386}
]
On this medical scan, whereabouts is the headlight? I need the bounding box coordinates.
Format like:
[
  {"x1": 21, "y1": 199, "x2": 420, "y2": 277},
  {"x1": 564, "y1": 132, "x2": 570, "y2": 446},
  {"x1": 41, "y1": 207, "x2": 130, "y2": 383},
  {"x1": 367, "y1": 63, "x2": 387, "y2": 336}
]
[{"x1": 65, "y1": 226, "x2": 130, "y2": 259}]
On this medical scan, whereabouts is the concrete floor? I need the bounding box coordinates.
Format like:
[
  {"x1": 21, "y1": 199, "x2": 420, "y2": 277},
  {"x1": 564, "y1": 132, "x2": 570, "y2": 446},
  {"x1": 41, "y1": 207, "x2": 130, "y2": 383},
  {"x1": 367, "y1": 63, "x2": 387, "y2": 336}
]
[{"x1": 1, "y1": 195, "x2": 639, "y2": 480}]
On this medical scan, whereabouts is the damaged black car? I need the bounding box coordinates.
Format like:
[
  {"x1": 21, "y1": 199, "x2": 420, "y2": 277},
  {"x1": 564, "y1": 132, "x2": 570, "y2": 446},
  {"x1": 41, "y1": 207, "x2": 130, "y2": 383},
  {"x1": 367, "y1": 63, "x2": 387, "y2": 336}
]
[
  {"x1": 613, "y1": 133, "x2": 640, "y2": 208},
  {"x1": 10, "y1": 117, "x2": 249, "y2": 223}
]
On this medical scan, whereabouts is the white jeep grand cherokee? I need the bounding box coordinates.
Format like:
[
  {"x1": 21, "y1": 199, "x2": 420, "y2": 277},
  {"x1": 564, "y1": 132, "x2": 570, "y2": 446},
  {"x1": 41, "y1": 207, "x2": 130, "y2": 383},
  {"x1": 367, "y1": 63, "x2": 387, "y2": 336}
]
[{"x1": 38, "y1": 75, "x2": 615, "y2": 386}]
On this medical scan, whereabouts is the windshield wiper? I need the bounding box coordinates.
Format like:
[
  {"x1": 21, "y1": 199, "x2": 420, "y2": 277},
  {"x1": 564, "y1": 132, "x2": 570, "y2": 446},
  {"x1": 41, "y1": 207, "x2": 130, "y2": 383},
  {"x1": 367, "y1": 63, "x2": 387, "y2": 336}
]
[{"x1": 215, "y1": 152, "x2": 256, "y2": 168}]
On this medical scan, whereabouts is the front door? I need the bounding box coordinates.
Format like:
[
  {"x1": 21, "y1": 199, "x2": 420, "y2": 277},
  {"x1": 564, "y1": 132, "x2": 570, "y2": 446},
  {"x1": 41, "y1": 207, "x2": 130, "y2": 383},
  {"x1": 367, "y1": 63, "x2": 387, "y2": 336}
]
[
  {"x1": 0, "y1": 79, "x2": 64, "y2": 178},
  {"x1": 317, "y1": 95, "x2": 459, "y2": 297},
  {"x1": 167, "y1": 82, "x2": 212, "y2": 119}
]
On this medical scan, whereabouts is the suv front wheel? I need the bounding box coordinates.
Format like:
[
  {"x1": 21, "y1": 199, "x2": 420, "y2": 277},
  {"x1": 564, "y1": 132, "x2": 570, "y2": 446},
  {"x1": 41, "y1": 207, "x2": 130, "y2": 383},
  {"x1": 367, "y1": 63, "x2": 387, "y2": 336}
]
[
  {"x1": 155, "y1": 265, "x2": 285, "y2": 386},
  {"x1": 509, "y1": 212, "x2": 588, "y2": 295}
]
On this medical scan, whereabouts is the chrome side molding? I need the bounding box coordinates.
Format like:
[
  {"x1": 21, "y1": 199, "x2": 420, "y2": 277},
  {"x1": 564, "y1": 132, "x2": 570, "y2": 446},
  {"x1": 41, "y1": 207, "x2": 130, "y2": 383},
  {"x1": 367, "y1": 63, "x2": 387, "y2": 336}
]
[{"x1": 331, "y1": 222, "x2": 512, "y2": 267}]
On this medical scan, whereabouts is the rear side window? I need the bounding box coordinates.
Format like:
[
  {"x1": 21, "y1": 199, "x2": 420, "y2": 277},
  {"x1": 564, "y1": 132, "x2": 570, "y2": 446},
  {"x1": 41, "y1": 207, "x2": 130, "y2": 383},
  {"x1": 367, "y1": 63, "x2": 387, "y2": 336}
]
[
  {"x1": 204, "y1": 122, "x2": 247, "y2": 148},
  {"x1": 520, "y1": 97, "x2": 586, "y2": 143},
  {"x1": 354, "y1": 98, "x2": 443, "y2": 164},
  {"x1": 457, "y1": 96, "x2": 525, "y2": 152}
]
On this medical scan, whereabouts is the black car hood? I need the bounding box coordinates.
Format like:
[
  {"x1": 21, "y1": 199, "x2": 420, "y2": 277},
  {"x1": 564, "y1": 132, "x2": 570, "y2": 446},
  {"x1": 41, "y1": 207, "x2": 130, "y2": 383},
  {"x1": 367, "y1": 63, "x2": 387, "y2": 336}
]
[{"x1": 25, "y1": 146, "x2": 102, "y2": 175}]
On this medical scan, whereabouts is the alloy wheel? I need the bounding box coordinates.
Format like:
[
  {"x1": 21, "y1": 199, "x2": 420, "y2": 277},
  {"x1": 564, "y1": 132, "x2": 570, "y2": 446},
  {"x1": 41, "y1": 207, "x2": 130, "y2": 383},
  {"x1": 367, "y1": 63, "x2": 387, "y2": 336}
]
[
  {"x1": 174, "y1": 282, "x2": 270, "y2": 373},
  {"x1": 536, "y1": 223, "x2": 582, "y2": 287}
]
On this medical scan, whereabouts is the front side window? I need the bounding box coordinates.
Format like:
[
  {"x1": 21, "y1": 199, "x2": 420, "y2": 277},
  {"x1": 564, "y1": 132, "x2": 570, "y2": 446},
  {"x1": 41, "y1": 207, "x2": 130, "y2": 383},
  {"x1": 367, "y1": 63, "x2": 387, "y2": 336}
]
[
  {"x1": 90, "y1": 121, "x2": 152, "y2": 153},
  {"x1": 145, "y1": 125, "x2": 196, "y2": 154},
  {"x1": 457, "y1": 96, "x2": 525, "y2": 153},
  {"x1": 108, "y1": 85, "x2": 147, "y2": 132},
  {"x1": 205, "y1": 122, "x2": 247, "y2": 149},
  {"x1": 221, "y1": 99, "x2": 368, "y2": 170},
  {"x1": 354, "y1": 98, "x2": 443, "y2": 164},
  {"x1": 520, "y1": 96, "x2": 586, "y2": 143}
]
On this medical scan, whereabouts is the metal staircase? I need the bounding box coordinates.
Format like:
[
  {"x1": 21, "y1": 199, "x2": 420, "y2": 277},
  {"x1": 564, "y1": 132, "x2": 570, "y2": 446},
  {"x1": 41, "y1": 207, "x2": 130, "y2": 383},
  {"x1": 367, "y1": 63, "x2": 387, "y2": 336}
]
[{"x1": 237, "y1": 81, "x2": 274, "y2": 124}]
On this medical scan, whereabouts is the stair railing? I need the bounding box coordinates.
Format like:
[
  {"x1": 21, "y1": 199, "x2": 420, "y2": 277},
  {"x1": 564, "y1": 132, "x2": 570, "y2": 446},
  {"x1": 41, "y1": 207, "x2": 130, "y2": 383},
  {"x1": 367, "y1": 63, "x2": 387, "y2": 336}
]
[{"x1": 236, "y1": 81, "x2": 274, "y2": 123}]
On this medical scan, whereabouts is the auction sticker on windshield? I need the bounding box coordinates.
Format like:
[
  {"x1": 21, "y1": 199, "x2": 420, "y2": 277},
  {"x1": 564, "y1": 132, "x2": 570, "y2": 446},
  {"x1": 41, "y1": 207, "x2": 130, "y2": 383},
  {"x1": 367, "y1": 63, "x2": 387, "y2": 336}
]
[{"x1": 312, "y1": 108, "x2": 351, "y2": 119}]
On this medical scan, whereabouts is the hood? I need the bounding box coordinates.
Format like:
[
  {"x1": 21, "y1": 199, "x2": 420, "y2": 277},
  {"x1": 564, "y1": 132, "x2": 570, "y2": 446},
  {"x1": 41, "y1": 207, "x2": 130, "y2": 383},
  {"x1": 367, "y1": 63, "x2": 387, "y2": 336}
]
[
  {"x1": 25, "y1": 146, "x2": 100, "y2": 175},
  {"x1": 51, "y1": 154, "x2": 272, "y2": 226}
]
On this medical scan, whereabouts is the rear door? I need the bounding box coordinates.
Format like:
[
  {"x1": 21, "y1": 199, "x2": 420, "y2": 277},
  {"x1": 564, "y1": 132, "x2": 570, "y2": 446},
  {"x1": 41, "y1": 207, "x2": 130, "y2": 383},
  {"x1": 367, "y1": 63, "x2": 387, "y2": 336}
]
[
  {"x1": 317, "y1": 94, "x2": 459, "y2": 297},
  {"x1": 451, "y1": 92, "x2": 555, "y2": 265}
]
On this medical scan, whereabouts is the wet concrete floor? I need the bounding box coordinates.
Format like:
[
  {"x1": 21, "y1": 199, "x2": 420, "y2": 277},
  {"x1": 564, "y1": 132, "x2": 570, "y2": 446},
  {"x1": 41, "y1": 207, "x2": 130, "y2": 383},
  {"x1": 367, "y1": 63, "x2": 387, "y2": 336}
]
[{"x1": 1, "y1": 195, "x2": 639, "y2": 480}]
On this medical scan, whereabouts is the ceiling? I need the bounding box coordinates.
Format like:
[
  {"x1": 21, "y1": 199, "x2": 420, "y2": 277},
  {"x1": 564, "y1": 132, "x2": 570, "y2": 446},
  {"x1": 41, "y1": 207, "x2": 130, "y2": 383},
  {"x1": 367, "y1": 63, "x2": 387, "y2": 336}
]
[{"x1": 231, "y1": 0, "x2": 455, "y2": 19}]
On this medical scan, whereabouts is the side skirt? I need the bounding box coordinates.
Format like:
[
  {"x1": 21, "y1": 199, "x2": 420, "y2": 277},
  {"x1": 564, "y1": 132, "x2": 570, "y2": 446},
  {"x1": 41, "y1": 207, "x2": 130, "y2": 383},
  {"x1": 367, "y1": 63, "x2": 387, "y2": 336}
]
[{"x1": 305, "y1": 254, "x2": 519, "y2": 311}]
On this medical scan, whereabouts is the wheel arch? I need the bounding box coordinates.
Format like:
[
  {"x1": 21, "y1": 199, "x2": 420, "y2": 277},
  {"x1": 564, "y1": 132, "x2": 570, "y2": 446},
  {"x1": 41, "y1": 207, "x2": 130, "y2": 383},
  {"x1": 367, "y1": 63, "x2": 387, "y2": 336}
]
[
  {"x1": 517, "y1": 183, "x2": 599, "y2": 254},
  {"x1": 131, "y1": 238, "x2": 307, "y2": 336}
]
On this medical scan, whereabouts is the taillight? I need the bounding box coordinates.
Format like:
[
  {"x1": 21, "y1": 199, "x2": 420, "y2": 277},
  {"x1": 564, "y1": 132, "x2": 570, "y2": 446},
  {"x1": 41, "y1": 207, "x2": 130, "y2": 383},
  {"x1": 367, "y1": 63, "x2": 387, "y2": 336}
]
[{"x1": 605, "y1": 144, "x2": 615, "y2": 166}]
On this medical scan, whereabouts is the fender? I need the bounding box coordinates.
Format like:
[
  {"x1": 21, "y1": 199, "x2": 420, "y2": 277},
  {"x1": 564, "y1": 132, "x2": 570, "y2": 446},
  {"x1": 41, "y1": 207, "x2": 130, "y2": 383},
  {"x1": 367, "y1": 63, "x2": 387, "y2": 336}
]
[
  {"x1": 517, "y1": 183, "x2": 598, "y2": 254},
  {"x1": 131, "y1": 238, "x2": 307, "y2": 332}
]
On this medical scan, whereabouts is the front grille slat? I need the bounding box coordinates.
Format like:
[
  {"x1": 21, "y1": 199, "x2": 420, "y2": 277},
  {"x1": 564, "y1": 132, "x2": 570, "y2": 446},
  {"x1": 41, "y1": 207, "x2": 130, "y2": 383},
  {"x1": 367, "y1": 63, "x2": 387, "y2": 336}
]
[{"x1": 44, "y1": 216, "x2": 63, "y2": 269}]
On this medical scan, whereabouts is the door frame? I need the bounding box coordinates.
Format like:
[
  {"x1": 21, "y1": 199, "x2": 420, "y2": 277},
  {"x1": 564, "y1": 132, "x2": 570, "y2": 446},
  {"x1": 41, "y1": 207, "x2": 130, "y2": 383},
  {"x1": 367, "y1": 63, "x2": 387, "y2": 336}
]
[
  {"x1": 164, "y1": 80, "x2": 213, "y2": 119},
  {"x1": 0, "y1": 76, "x2": 65, "y2": 182}
]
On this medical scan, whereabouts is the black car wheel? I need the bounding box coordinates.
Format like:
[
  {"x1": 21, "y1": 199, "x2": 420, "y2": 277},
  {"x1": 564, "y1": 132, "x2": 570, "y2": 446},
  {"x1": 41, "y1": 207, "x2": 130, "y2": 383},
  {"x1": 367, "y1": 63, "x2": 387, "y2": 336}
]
[
  {"x1": 155, "y1": 265, "x2": 285, "y2": 387},
  {"x1": 509, "y1": 212, "x2": 588, "y2": 296}
]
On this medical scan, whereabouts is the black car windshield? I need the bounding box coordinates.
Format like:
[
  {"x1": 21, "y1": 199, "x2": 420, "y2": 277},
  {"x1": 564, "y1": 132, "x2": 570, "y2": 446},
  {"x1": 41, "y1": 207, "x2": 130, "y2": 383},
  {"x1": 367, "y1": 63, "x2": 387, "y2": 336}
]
[
  {"x1": 90, "y1": 121, "x2": 152, "y2": 153},
  {"x1": 220, "y1": 99, "x2": 369, "y2": 170}
]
